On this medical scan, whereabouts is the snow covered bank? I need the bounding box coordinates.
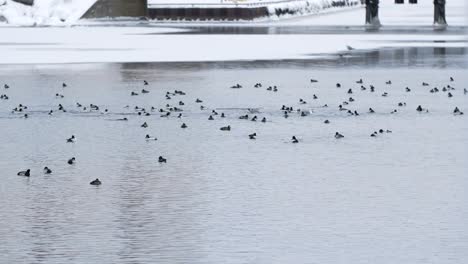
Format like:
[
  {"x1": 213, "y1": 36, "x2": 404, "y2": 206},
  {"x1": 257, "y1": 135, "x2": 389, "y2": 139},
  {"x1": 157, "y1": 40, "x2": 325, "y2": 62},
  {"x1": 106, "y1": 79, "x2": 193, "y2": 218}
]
[{"x1": 0, "y1": 0, "x2": 96, "y2": 26}]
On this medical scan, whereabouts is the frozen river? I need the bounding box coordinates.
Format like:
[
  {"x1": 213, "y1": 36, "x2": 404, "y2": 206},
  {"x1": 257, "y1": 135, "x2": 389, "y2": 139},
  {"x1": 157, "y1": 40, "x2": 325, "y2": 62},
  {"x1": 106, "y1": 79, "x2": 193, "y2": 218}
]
[{"x1": 0, "y1": 46, "x2": 467, "y2": 264}]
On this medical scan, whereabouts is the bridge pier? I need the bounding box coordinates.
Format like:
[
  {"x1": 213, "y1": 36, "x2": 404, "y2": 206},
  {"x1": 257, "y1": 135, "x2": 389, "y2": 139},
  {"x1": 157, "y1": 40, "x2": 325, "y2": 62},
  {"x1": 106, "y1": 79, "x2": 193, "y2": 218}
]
[
  {"x1": 365, "y1": 0, "x2": 381, "y2": 30},
  {"x1": 434, "y1": 0, "x2": 447, "y2": 30}
]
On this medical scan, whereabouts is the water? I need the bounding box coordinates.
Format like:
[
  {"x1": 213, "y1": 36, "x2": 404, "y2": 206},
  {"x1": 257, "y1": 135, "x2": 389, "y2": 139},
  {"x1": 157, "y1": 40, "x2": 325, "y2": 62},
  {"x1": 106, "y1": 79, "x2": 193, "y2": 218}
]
[{"x1": 0, "y1": 49, "x2": 467, "y2": 264}]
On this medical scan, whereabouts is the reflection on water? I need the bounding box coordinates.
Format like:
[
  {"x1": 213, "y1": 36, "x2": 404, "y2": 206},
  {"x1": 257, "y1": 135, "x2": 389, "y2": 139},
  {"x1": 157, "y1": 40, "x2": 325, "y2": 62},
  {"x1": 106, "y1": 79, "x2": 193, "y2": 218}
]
[
  {"x1": 0, "y1": 48, "x2": 467, "y2": 264},
  {"x1": 117, "y1": 47, "x2": 468, "y2": 70}
]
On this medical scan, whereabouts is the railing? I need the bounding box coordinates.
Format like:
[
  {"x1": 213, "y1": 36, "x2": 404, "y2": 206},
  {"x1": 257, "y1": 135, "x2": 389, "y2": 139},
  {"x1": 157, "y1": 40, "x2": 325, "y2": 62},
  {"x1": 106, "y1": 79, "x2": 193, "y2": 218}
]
[{"x1": 148, "y1": 0, "x2": 312, "y2": 8}]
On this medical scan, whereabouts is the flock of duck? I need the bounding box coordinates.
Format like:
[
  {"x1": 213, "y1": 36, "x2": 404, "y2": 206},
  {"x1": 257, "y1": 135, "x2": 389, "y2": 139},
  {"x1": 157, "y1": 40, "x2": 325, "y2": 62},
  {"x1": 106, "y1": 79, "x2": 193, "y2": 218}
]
[{"x1": 3, "y1": 76, "x2": 466, "y2": 185}]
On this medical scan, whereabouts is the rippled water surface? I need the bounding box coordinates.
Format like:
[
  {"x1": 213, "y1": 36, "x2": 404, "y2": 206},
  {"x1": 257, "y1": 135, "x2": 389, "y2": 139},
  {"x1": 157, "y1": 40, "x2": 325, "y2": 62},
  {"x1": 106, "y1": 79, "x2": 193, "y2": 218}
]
[{"x1": 1, "y1": 52, "x2": 467, "y2": 264}]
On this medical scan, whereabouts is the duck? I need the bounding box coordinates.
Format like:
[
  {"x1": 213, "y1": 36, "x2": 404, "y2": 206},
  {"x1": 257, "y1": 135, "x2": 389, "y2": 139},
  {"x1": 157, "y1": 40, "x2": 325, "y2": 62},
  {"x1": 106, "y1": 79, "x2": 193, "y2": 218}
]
[
  {"x1": 310, "y1": 79, "x2": 318, "y2": 83},
  {"x1": 90, "y1": 178, "x2": 102, "y2": 185},
  {"x1": 195, "y1": 98, "x2": 203, "y2": 103},
  {"x1": 239, "y1": 115, "x2": 249, "y2": 120},
  {"x1": 369, "y1": 108, "x2": 375, "y2": 113},
  {"x1": 261, "y1": 117, "x2": 267, "y2": 123},
  {"x1": 324, "y1": 120, "x2": 330, "y2": 124},
  {"x1": 231, "y1": 84, "x2": 242, "y2": 89},
  {"x1": 221, "y1": 113, "x2": 225, "y2": 118},
  {"x1": 453, "y1": 107, "x2": 464, "y2": 115},
  {"x1": 448, "y1": 92, "x2": 453, "y2": 98},
  {"x1": 117, "y1": 117, "x2": 128, "y2": 121},
  {"x1": 17, "y1": 169, "x2": 30, "y2": 177},
  {"x1": 62, "y1": 82, "x2": 67, "y2": 88},
  {"x1": 67, "y1": 135, "x2": 76, "y2": 143},
  {"x1": 422, "y1": 82, "x2": 429, "y2": 86},
  {"x1": 313, "y1": 94, "x2": 318, "y2": 100},
  {"x1": 145, "y1": 134, "x2": 157, "y2": 141},
  {"x1": 131, "y1": 91, "x2": 138, "y2": 96},
  {"x1": 335, "y1": 132, "x2": 344, "y2": 139},
  {"x1": 370, "y1": 86, "x2": 375, "y2": 92},
  {"x1": 208, "y1": 115, "x2": 214, "y2": 120},
  {"x1": 406, "y1": 87, "x2": 411, "y2": 92},
  {"x1": 4, "y1": 84, "x2": 9, "y2": 89},
  {"x1": 141, "y1": 122, "x2": 148, "y2": 128},
  {"x1": 43, "y1": 167, "x2": 52, "y2": 174},
  {"x1": 273, "y1": 86, "x2": 278, "y2": 92},
  {"x1": 181, "y1": 123, "x2": 188, "y2": 129},
  {"x1": 251, "y1": 116, "x2": 257, "y2": 121},
  {"x1": 336, "y1": 83, "x2": 341, "y2": 88},
  {"x1": 416, "y1": 105, "x2": 424, "y2": 112},
  {"x1": 356, "y1": 79, "x2": 363, "y2": 84},
  {"x1": 158, "y1": 156, "x2": 167, "y2": 163},
  {"x1": 450, "y1": 77, "x2": 454, "y2": 82},
  {"x1": 177, "y1": 113, "x2": 183, "y2": 118},
  {"x1": 141, "y1": 89, "x2": 150, "y2": 94},
  {"x1": 179, "y1": 101, "x2": 185, "y2": 106},
  {"x1": 382, "y1": 92, "x2": 388, "y2": 97},
  {"x1": 347, "y1": 89, "x2": 353, "y2": 94},
  {"x1": 464, "y1": 88, "x2": 467, "y2": 95},
  {"x1": 249, "y1": 133, "x2": 257, "y2": 139},
  {"x1": 371, "y1": 132, "x2": 377, "y2": 137},
  {"x1": 291, "y1": 136, "x2": 299, "y2": 143},
  {"x1": 220, "y1": 125, "x2": 231, "y2": 131},
  {"x1": 386, "y1": 80, "x2": 392, "y2": 85},
  {"x1": 299, "y1": 99, "x2": 307, "y2": 104},
  {"x1": 144, "y1": 80, "x2": 149, "y2": 85},
  {"x1": 68, "y1": 157, "x2": 76, "y2": 165}
]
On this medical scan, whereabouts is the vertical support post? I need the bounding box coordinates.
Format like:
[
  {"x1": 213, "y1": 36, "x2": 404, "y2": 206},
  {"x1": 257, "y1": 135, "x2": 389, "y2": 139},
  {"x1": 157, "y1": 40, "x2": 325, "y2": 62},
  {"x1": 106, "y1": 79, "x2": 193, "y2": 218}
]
[
  {"x1": 365, "y1": 0, "x2": 381, "y2": 30},
  {"x1": 434, "y1": 0, "x2": 447, "y2": 30}
]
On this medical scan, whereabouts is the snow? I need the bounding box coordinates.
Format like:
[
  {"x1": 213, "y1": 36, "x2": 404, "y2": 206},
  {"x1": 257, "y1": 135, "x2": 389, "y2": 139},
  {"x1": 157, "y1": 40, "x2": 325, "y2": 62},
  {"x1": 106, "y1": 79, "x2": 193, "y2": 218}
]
[
  {"x1": 0, "y1": 24, "x2": 465, "y2": 65},
  {"x1": 0, "y1": 0, "x2": 96, "y2": 26}
]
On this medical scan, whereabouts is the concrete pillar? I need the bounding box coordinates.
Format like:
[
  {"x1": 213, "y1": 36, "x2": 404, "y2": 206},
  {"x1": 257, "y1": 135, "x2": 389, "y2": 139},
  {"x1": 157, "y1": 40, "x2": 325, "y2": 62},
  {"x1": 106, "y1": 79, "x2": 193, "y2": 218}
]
[
  {"x1": 365, "y1": 0, "x2": 381, "y2": 29},
  {"x1": 434, "y1": 0, "x2": 447, "y2": 29}
]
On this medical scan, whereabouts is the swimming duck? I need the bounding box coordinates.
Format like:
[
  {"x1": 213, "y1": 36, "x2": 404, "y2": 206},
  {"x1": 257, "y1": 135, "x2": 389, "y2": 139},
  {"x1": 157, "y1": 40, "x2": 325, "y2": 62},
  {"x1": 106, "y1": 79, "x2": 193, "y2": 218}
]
[
  {"x1": 261, "y1": 117, "x2": 267, "y2": 122},
  {"x1": 291, "y1": 136, "x2": 299, "y2": 143},
  {"x1": 67, "y1": 135, "x2": 76, "y2": 143},
  {"x1": 220, "y1": 125, "x2": 231, "y2": 131},
  {"x1": 90, "y1": 178, "x2": 102, "y2": 185},
  {"x1": 4, "y1": 84, "x2": 9, "y2": 89},
  {"x1": 369, "y1": 108, "x2": 375, "y2": 113},
  {"x1": 179, "y1": 101, "x2": 184, "y2": 106},
  {"x1": 450, "y1": 77, "x2": 454, "y2": 82},
  {"x1": 406, "y1": 87, "x2": 411, "y2": 92},
  {"x1": 370, "y1": 86, "x2": 375, "y2": 92},
  {"x1": 310, "y1": 79, "x2": 318, "y2": 83},
  {"x1": 422, "y1": 82, "x2": 429, "y2": 86},
  {"x1": 335, "y1": 132, "x2": 344, "y2": 139},
  {"x1": 371, "y1": 132, "x2": 377, "y2": 137},
  {"x1": 145, "y1": 134, "x2": 157, "y2": 141},
  {"x1": 144, "y1": 80, "x2": 149, "y2": 85},
  {"x1": 177, "y1": 113, "x2": 182, "y2": 118},
  {"x1": 313, "y1": 94, "x2": 318, "y2": 100},
  {"x1": 181, "y1": 123, "x2": 188, "y2": 128},
  {"x1": 251, "y1": 116, "x2": 257, "y2": 121},
  {"x1": 141, "y1": 89, "x2": 149, "y2": 94},
  {"x1": 356, "y1": 79, "x2": 363, "y2": 84},
  {"x1": 208, "y1": 115, "x2": 214, "y2": 120},
  {"x1": 231, "y1": 84, "x2": 242, "y2": 89},
  {"x1": 196, "y1": 98, "x2": 203, "y2": 103},
  {"x1": 416, "y1": 105, "x2": 425, "y2": 112},
  {"x1": 158, "y1": 156, "x2": 167, "y2": 163},
  {"x1": 249, "y1": 133, "x2": 257, "y2": 140},
  {"x1": 17, "y1": 169, "x2": 30, "y2": 177},
  {"x1": 62, "y1": 83, "x2": 67, "y2": 88},
  {"x1": 453, "y1": 107, "x2": 464, "y2": 115},
  {"x1": 382, "y1": 92, "x2": 388, "y2": 97},
  {"x1": 131, "y1": 91, "x2": 138, "y2": 96},
  {"x1": 239, "y1": 115, "x2": 249, "y2": 120},
  {"x1": 448, "y1": 92, "x2": 453, "y2": 98},
  {"x1": 141, "y1": 122, "x2": 148, "y2": 128},
  {"x1": 299, "y1": 99, "x2": 307, "y2": 104},
  {"x1": 68, "y1": 157, "x2": 76, "y2": 165},
  {"x1": 324, "y1": 120, "x2": 330, "y2": 124},
  {"x1": 464, "y1": 88, "x2": 467, "y2": 95},
  {"x1": 386, "y1": 80, "x2": 392, "y2": 85},
  {"x1": 221, "y1": 113, "x2": 225, "y2": 118},
  {"x1": 336, "y1": 83, "x2": 341, "y2": 88},
  {"x1": 347, "y1": 89, "x2": 353, "y2": 94},
  {"x1": 43, "y1": 167, "x2": 52, "y2": 174}
]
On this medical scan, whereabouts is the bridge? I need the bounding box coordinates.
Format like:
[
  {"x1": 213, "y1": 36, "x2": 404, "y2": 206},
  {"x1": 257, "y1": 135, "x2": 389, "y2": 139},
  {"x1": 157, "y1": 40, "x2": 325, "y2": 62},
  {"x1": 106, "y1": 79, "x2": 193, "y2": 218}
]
[
  {"x1": 365, "y1": 0, "x2": 448, "y2": 30},
  {"x1": 78, "y1": 0, "x2": 450, "y2": 30}
]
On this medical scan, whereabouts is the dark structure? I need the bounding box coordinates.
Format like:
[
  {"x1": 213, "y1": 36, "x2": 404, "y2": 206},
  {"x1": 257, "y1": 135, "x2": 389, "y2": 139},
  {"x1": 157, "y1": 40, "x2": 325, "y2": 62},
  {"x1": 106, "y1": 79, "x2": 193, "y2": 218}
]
[
  {"x1": 434, "y1": 0, "x2": 447, "y2": 26},
  {"x1": 148, "y1": 7, "x2": 269, "y2": 21},
  {"x1": 12, "y1": 0, "x2": 33, "y2": 5},
  {"x1": 365, "y1": 0, "x2": 381, "y2": 29},
  {"x1": 82, "y1": 0, "x2": 148, "y2": 19},
  {"x1": 366, "y1": 0, "x2": 447, "y2": 30}
]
